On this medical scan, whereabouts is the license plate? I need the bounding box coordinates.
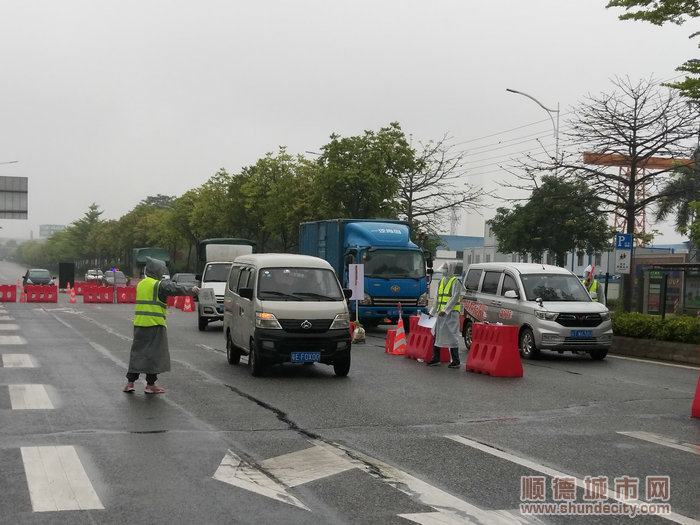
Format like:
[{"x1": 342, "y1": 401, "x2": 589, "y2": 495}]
[
  {"x1": 571, "y1": 330, "x2": 593, "y2": 338},
  {"x1": 291, "y1": 351, "x2": 321, "y2": 363}
]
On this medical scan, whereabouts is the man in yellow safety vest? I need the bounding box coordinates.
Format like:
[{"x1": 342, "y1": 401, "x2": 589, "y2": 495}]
[{"x1": 582, "y1": 265, "x2": 605, "y2": 305}]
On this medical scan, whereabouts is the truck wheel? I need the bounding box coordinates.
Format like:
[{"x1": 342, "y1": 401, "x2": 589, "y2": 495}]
[
  {"x1": 589, "y1": 349, "x2": 608, "y2": 360},
  {"x1": 198, "y1": 315, "x2": 207, "y2": 331},
  {"x1": 519, "y1": 328, "x2": 540, "y2": 359},
  {"x1": 333, "y1": 354, "x2": 350, "y2": 377},
  {"x1": 226, "y1": 332, "x2": 241, "y2": 365},
  {"x1": 249, "y1": 338, "x2": 264, "y2": 377},
  {"x1": 462, "y1": 320, "x2": 473, "y2": 350}
]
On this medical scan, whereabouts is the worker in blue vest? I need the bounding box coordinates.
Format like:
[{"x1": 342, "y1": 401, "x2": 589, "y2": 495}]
[
  {"x1": 123, "y1": 257, "x2": 200, "y2": 394},
  {"x1": 582, "y1": 265, "x2": 605, "y2": 305},
  {"x1": 427, "y1": 263, "x2": 464, "y2": 368}
]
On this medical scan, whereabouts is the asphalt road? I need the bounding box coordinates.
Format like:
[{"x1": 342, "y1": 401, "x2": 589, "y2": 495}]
[{"x1": 0, "y1": 261, "x2": 698, "y2": 524}]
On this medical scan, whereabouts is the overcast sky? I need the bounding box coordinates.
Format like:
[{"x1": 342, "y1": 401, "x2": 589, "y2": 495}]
[{"x1": 0, "y1": 1, "x2": 695, "y2": 244}]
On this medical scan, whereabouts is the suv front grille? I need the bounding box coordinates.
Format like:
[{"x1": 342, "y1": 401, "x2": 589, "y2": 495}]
[{"x1": 556, "y1": 313, "x2": 603, "y2": 327}]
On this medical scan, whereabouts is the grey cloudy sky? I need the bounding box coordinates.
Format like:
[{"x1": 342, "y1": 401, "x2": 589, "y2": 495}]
[{"x1": 0, "y1": 1, "x2": 694, "y2": 243}]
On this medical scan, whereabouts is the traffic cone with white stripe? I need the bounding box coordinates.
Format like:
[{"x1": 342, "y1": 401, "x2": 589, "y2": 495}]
[{"x1": 391, "y1": 316, "x2": 407, "y2": 355}]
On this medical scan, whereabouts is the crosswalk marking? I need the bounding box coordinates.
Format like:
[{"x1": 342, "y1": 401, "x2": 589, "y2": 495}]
[
  {"x1": 260, "y1": 442, "x2": 355, "y2": 487},
  {"x1": 2, "y1": 353, "x2": 34, "y2": 367},
  {"x1": 618, "y1": 431, "x2": 700, "y2": 456},
  {"x1": 0, "y1": 323, "x2": 19, "y2": 330},
  {"x1": 9, "y1": 384, "x2": 54, "y2": 409},
  {"x1": 21, "y1": 446, "x2": 104, "y2": 512},
  {"x1": 0, "y1": 335, "x2": 26, "y2": 345}
]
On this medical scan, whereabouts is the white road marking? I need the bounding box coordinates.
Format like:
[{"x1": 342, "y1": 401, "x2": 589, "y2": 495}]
[
  {"x1": 2, "y1": 353, "x2": 34, "y2": 367},
  {"x1": 0, "y1": 323, "x2": 19, "y2": 330},
  {"x1": 213, "y1": 449, "x2": 310, "y2": 510},
  {"x1": 609, "y1": 355, "x2": 699, "y2": 370},
  {"x1": 0, "y1": 315, "x2": 14, "y2": 321},
  {"x1": 9, "y1": 384, "x2": 53, "y2": 409},
  {"x1": 260, "y1": 443, "x2": 355, "y2": 487},
  {"x1": 0, "y1": 335, "x2": 25, "y2": 345},
  {"x1": 618, "y1": 431, "x2": 700, "y2": 456},
  {"x1": 446, "y1": 435, "x2": 700, "y2": 525},
  {"x1": 21, "y1": 445, "x2": 104, "y2": 512}
]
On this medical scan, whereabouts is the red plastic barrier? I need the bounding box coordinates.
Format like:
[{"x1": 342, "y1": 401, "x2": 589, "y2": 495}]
[
  {"x1": 24, "y1": 285, "x2": 57, "y2": 303},
  {"x1": 98, "y1": 287, "x2": 114, "y2": 303},
  {"x1": 74, "y1": 281, "x2": 87, "y2": 296},
  {"x1": 167, "y1": 296, "x2": 176, "y2": 307},
  {"x1": 385, "y1": 329, "x2": 396, "y2": 353},
  {"x1": 45, "y1": 286, "x2": 58, "y2": 303},
  {"x1": 404, "y1": 316, "x2": 450, "y2": 362},
  {"x1": 174, "y1": 296, "x2": 184, "y2": 309},
  {"x1": 83, "y1": 287, "x2": 99, "y2": 303},
  {"x1": 116, "y1": 286, "x2": 136, "y2": 303},
  {"x1": 466, "y1": 323, "x2": 523, "y2": 377},
  {"x1": 0, "y1": 284, "x2": 16, "y2": 302}
]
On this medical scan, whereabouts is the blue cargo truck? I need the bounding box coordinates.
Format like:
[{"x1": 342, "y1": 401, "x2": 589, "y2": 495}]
[{"x1": 299, "y1": 219, "x2": 428, "y2": 327}]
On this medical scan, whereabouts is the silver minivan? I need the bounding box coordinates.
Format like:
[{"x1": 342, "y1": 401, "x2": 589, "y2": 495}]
[
  {"x1": 222, "y1": 253, "x2": 353, "y2": 376},
  {"x1": 460, "y1": 262, "x2": 613, "y2": 360}
]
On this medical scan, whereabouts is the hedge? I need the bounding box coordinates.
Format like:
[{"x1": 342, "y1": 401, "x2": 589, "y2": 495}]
[{"x1": 611, "y1": 311, "x2": 700, "y2": 344}]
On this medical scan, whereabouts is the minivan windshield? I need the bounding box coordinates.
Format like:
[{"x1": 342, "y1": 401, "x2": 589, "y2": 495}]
[
  {"x1": 520, "y1": 273, "x2": 591, "y2": 302},
  {"x1": 258, "y1": 267, "x2": 344, "y2": 301}
]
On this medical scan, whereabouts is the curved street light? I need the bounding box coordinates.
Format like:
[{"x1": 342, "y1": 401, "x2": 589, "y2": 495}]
[{"x1": 506, "y1": 88, "x2": 560, "y2": 171}]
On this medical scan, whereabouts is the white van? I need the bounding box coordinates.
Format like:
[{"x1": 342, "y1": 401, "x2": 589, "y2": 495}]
[
  {"x1": 460, "y1": 262, "x2": 613, "y2": 360},
  {"x1": 222, "y1": 254, "x2": 353, "y2": 377}
]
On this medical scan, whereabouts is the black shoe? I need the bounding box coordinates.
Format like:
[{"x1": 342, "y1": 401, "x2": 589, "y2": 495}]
[
  {"x1": 448, "y1": 362, "x2": 460, "y2": 369},
  {"x1": 426, "y1": 359, "x2": 440, "y2": 366}
]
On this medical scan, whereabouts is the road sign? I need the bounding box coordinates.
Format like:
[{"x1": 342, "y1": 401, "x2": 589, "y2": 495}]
[{"x1": 614, "y1": 233, "x2": 632, "y2": 274}]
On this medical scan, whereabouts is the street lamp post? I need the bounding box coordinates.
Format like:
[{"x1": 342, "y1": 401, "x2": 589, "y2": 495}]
[{"x1": 506, "y1": 88, "x2": 560, "y2": 170}]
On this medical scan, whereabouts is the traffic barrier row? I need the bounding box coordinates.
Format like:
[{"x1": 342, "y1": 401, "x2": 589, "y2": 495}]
[
  {"x1": 84, "y1": 287, "x2": 114, "y2": 303},
  {"x1": 24, "y1": 285, "x2": 58, "y2": 303},
  {"x1": 466, "y1": 323, "x2": 523, "y2": 377}
]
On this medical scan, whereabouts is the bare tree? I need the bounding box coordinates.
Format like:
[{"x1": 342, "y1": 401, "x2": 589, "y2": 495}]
[
  {"x1": 397, "y1": 134, "x2": 490, "y2": 237},
  {"x1": 558, "y1": 77, "x2": 698, "y2": 310}
]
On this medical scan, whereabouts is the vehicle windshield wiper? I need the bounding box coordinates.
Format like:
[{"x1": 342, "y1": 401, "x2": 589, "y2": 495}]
[
  {"x1": 293, "y1": 292, "x2": 337, "y2": 301},
  {"x1": 259, "y1": 290, "x2": 301, "y2": 300}
]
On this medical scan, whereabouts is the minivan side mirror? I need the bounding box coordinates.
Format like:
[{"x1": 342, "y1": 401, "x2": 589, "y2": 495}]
[
  {"x1": 503, "y1": 290, "x2": 518, "y2": 299},
  {"x1": 239, "y1": 287, "x2": 253, "y2": 300},
  {"x1": 343, "y1": 288, "x2": 353, "y2": 299}
]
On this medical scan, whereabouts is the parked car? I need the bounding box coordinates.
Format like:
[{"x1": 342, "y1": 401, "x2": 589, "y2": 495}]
[
  {"x1": 103, "y1": 270, "x2": 127, "y2": 286},
  {"x1": 85, "y1": 269, "x2": 103, "y2": 284},
  {"x1": 460, "y1": 262, "x2": 613, "y2": 360},
  {"x1": 171, "y1": 273, "x2": 197, "y2": 287},
  {"x1": 22, "y1": 268, "x2": 56, "y2": 287}
]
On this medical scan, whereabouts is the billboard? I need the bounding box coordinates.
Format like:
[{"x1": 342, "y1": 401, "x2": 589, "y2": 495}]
[{"x1": 0, "y1": 176, "x2": 28, "y2": 219}]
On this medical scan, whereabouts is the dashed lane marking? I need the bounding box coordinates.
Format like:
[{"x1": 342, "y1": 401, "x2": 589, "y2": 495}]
[
  {"x1": 2, "y1": 353, "x2": 34, "y2": 367},
  {"x1": 9, "y1": 384, "x2": 54, "y2": 409},
  {"x1": 446, "y1": 435, "x2": 700, "y2": 525},
  {"x1": 21, "y1": 445, "x2": 104, "y2": 512},
  {"x1": 618, "y1": 431, "x2": 700, "y2": 456},
  {"x1": 0, "y1": 323, "x2": 18, "y2": 330}
]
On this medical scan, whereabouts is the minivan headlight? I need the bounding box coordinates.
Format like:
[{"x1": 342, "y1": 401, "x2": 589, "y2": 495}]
[
  {"x1": 599, "y1": 311, "x2": 611, "y2": 321},
  {"x1": 535, "y1": 310, "x2": 559, "y2": 321},
  {"x1": 256, "y1": 311, "x2": 282, "y2": 329},
  {"x1": 330, "y1": 312, "x2": 351, "y2": 330}
]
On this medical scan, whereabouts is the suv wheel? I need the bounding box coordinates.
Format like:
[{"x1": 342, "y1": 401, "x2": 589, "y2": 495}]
[
  {"x1": 519, "y1": 328, "x2": 540, "y2": 359},
  {"x1": 198, "y1": 315, "x2": 207, "y2": 331},
  {"x1": 589, "y1": 349, "x2": 608, "y2": 360},
  {"x1": 226, "y1": 332, "x2": 241, "y2": 365},
  {"x1": 462, "y1": 320, "x2": 473, "y2": 350}
]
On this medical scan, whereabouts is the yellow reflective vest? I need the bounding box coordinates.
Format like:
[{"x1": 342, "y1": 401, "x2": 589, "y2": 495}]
[
  {"x1": 437, "y1": 276, "x2": 461, "y2": 312},
  {"x1": 134, "y1": 277, "x2": 168, "y2": 327},
  {"x1": 582, "y1": 278, "x2": 601, "y2": 302}
]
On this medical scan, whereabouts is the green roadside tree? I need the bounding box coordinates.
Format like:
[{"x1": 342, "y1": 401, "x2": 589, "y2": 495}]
[
  {"x1": 312, "y1": 122, "x2": 414, "y2": 219},
  {"x1": 488, "y1": 175, "x2": 614, "y2": 265},
  {"x1": 606, "y1": 0, "x2": 700, "y2": 99}
]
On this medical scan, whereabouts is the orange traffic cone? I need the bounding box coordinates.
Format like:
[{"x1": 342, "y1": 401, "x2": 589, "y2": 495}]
[
  {"x1": 19, "y1": 288, "x2": 26, "y2": 303},
  {"x1": 69, "y1": 286, "x2": 77, "y2": 304},
  {"x1": 66, "y1": 282, "x2": 71, "y2": 294},
  {"x1": 182, "y1": 296, "x2": 194, "y2": 312},
  {"x1": 391, "y1": 316, "x2": 407, "y2": 355}
]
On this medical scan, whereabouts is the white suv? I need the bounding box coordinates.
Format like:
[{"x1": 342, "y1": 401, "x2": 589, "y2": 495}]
[{"x1": 460, "y1": 262, "x2": 613, "y2": 360}]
